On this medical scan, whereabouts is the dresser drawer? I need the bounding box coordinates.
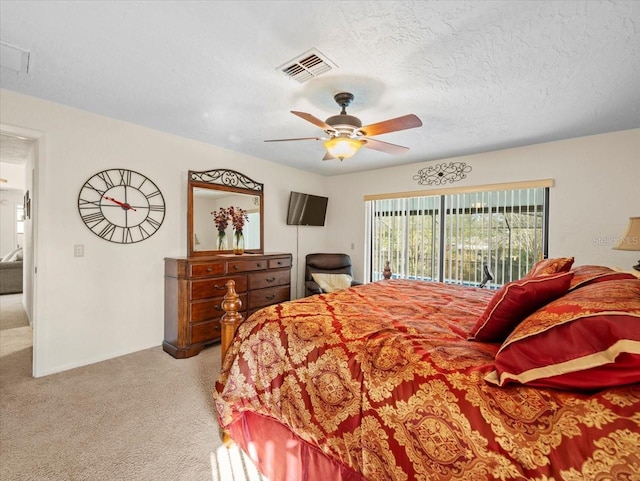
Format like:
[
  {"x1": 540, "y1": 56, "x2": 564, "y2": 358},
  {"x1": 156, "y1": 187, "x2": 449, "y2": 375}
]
[
  {"x1": 268, "y1": 257, "x2": 291, "y2": 269},
  {"x1": 164, "y1": 254, "x2": 292, "y2": 359},
  {"x1": 248, "y1": 285, "x2": 290, "y2": 310},
  {"x1": 190, "y1": 293, "x2": 247, "y2": 323},
  {"x1": 227, "y1": 259, "x2": 268, "y2": 273},
  {"x1": 189, "y1": 262, "x2": 226, "y2": 278},
  {"x1": 190, "y1": 275, "x2": 247, "y2": 300},
  {"x1": 248, "y1": 269, "x2": 290, "y2": 290},
  {"x1": 190, "y1": 319, "x2": 222, "y2": 345}
]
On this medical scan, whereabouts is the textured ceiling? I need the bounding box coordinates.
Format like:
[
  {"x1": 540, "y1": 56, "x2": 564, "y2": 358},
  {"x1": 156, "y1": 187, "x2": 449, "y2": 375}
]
[
  {"x1": 0, "y1": 133, "x2": 33, "y2": 165},
  {"x1": 0, "y1": 134, "x2": 31, "y2": 189},
  {"x1": 1, "y1": 1, "x2": 639, "y2": 176}
]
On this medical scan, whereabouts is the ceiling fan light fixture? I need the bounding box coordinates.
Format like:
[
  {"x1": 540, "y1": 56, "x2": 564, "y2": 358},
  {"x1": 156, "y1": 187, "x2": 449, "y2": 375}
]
[
  {"x1": 266, "y1": 92, "x2": 421, "y2": 161},
  {"x1": 324, "y1": 137, "x2": 365, "y2": 160}
]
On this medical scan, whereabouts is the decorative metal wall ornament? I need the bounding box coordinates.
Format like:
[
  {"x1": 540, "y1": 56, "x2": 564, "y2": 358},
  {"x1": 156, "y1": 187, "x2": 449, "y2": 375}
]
[
  {"x1": 413, "y1": 162, "x2": 472, "y2": 186},
  {"x1": 190, "y1": 169, "x2": 263, "y2": 192}
]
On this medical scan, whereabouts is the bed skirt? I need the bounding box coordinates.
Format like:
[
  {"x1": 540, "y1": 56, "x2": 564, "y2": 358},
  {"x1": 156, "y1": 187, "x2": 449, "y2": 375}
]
[{"x1": 228, "y1": 411, "x2": 365, "y2": 481}]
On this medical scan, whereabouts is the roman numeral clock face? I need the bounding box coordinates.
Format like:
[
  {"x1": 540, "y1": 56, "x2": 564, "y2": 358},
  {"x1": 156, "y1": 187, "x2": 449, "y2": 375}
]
[{"x1": 78, "y1": 169, "x2": 166, "y2": 244}]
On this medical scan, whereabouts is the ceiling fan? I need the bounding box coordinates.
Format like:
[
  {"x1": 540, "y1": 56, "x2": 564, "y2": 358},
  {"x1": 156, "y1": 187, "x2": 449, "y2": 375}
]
[{"x1": 265, "y1": 92, "x2": 423, "y2": 161}]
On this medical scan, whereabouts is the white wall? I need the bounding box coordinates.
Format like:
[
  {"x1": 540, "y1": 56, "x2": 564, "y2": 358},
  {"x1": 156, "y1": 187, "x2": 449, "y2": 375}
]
[
  {"x1": 0, "y1": 188, "x2": 23, "y2": 257},
  {"x1": 0, "y1": 89, "x2": 328, "y2": 376},
  {"x1": 0, "y1": 160, "x2": 28, "y2": 256},
  {"x1": 325, "y1": 128, "x2": 640, "y2": 281}
]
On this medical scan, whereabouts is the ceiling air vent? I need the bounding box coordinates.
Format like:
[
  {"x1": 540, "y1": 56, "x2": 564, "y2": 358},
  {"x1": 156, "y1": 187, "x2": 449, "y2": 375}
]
[
  {"x1": 0, "y1": 41, "x2": 30, "y2": 74},
  {"x1": 278, "y1": 48, "x2": 336, "y2": 83}
]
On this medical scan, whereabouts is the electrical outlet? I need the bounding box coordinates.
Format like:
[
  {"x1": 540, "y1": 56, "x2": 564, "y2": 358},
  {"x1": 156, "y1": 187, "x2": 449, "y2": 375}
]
[
  {"x1": 74, "y1": 244, "x2": 84, "y2": 257},
  {"x1": 351, "y1": 242, "x2": 355, "y2": 250}
]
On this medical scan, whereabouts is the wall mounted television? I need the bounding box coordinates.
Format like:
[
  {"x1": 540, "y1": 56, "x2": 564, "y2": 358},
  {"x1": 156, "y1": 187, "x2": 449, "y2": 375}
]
[{"x1": 286, "y1": 191, "x2": 328, "y2": 226}]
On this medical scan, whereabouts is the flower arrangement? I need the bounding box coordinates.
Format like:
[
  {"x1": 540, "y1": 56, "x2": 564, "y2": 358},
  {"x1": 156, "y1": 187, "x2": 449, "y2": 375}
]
[
  {"x1": 228, "y1": 206, "x2": 249, "y2": 234},
  {"x1": 211, "y1": 206, "x2": 249, "y2": 253},
  {"x1": 212, "y1": 207, "x2": 229, "y2": 233}
]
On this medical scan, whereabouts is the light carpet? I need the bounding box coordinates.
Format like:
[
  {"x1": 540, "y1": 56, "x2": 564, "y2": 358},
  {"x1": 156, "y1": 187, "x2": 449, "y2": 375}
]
[
  {"x1": 0, "y1": 302, "x2": 268, "y2": 481},
  {"x1": 0, "y1": 293, "x2": 30, "y2": 330}
]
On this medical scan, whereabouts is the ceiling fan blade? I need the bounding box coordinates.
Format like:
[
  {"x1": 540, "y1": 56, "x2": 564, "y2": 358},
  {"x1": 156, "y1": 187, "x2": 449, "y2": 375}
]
[
  {"x1": 358, "y1": 114, "x2": 422, "y2": 137},
  {"x1": 291, "y1": 111, "x2": 336, "y2": 132},
  {"x1": 362, "y1": 138, "x2": 410, "y2": 155},
  {"x1": 264, "y1": 137, "x2": 324, "y2": 142}
]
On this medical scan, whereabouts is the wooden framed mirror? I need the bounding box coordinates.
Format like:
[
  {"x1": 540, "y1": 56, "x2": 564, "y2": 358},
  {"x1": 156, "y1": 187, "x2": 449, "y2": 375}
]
[{"x1": 188, "y1": 169, "x2": 264, "y2": 256}]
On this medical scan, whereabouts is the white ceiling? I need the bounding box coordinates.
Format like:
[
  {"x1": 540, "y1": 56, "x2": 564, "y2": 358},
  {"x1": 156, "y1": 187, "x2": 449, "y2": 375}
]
[
  {"x1": 0, "y1": 134, "x2": 30, "y2": 190},
  {"x1": 1, "y1": 1, "x2": 639, "y2": 176},
  {"x1": 0, "y1": 133, "x2": 33, "y2": 165}
]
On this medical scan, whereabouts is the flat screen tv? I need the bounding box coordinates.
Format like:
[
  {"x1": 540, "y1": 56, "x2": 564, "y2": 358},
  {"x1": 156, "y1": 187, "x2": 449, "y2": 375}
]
[{"x1": 286, "y1": 191, "x2": 328, "y2": 226}]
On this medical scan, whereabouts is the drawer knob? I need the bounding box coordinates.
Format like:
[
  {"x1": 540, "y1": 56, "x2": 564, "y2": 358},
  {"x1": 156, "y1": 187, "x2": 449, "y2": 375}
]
[
  {"x1": 266, "y1": 277, "x2": 276, "y2": 283},
  {"x1": 257, "y1": 263, "x2": 263, "y2": 267},
  {"x1": 214, "y1": 305, "x2": 222, "y2": 311},
  {"x1": 233, "y1": 265, "x2": 239, "y2": 270},
  {"x1": 214, "y1": 284, "x2": 226, "y2": 290},
  {"x1": 266, "y1": 294, "x2": 276, "y2": 300},
  {"x1": 277, "y1": 261, "x2": 282, "y2": 265},
  {"x1": 206, "y1": 267, "x2": 213, "y2": 272}
]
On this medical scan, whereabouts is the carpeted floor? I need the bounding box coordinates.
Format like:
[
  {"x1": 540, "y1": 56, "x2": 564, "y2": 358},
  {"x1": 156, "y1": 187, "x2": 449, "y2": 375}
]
[
  {"x1": 0, "y1": 293, "x2": 30, "y2": 330},
  {"x1": 0, "y1": 295, "x2": 268, "y2": 481}
]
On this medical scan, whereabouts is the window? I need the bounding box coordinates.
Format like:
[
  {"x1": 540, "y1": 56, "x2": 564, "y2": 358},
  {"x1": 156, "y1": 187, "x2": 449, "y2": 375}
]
[
  {"x1": 245, "y1": 212, "x2": 260, "y2": 249},
  {"x1": 16, "y1": 204, "x2": 24, "y2": 234},
  {"x1": 366, "y1": 181, "x2": 550, "y2": 288}
]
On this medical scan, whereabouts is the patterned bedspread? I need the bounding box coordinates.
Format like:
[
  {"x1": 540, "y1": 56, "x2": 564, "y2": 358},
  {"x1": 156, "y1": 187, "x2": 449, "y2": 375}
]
[{"x1": 214, "y1": 279, "x2": 640, "y2": 481}]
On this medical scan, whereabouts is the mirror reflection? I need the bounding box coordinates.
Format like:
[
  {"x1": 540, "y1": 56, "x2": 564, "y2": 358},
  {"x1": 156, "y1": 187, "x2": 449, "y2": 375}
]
[
  {"x1": 188, "y1": 169, "x2": 264, "y2": 256},
  {"x1": 192, "y1": 189, "x2": 261, "y2": 252}
]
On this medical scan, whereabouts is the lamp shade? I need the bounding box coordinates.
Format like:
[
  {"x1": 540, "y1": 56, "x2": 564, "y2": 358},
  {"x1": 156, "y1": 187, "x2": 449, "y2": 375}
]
[
  {"x1": 323, "y1": 137, "x2": 364, "y2": 160},
  {"x1": 613, "y1": 217, "x2": 640, "y2": 251}
]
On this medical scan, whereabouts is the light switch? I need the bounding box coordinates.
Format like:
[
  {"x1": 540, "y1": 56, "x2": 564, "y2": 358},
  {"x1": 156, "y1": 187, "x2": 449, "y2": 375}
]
[{"x1": 74, "y1": 244, "x2": 84, "y2": 257}]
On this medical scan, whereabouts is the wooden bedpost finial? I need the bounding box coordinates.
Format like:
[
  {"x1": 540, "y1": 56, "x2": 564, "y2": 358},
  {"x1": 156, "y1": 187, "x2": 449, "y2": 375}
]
[
  {"x1": 221, "y1": 280, "x2": 243, "y2": 365},
  {"x1": 222, "y1": 279, "x2": 242, "y2": 315},
  {"x1": 383, "y1": 260, "x2": 392, "y2": 280},
  {"x1": 220, "y1": 279, "x2": 244, "y2": 447}
]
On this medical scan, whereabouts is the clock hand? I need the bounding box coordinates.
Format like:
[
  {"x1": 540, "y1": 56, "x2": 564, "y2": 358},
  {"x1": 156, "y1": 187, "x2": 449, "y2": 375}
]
[{"x1": 103, "y1": 196, "x2": 137, "y2": 211}]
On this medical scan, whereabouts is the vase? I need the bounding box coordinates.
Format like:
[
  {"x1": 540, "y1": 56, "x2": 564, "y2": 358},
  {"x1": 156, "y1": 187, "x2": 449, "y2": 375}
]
[
  {"x1": 233, "y1": 231, "x2": 245, "y2": 255},
  {"x1": 217, "y1": 231, "x2": 227, "y2": 251}
]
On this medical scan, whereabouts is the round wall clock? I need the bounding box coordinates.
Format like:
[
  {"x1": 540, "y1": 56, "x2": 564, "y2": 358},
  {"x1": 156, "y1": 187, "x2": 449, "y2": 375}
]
[{"x1": 78, "y1": 168, "x2": 166, "y2": 244}]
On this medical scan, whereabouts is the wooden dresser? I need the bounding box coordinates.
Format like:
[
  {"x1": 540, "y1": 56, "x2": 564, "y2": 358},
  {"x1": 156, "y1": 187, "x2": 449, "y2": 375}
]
[{"x1": 163, "y1": 253, "x2": 292, "y2": 358}]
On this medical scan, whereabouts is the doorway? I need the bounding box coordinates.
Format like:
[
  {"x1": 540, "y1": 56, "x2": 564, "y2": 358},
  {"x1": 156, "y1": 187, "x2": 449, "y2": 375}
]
[{"x1": 0, "y1": 126, "x2": 42, "y2": 377}]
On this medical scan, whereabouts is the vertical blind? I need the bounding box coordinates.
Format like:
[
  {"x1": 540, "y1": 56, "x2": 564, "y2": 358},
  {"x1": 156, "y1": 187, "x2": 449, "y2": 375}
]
[{"x1": 366, "y1": 183, "x2": 549, "y2": 287}]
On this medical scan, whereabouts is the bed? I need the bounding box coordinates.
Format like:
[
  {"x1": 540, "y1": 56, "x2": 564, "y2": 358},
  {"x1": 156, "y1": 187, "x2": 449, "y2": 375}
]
[{"x1": 214, "y1": 260, "x2": 640, "y2": 481}]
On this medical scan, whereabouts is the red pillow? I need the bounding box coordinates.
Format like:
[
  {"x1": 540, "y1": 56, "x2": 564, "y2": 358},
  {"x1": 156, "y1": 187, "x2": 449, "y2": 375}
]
[
  {"x1": 524, "y1": 257, "x2": 574, "y2": 279},
  {"x1": 485, "y1": 279, "x2": 640, "y2": 391},
  {"x1": 569, "y1": 265, "x2": 637, "y2": 291},
  {"x1": 468, "y1": 271, "x2": 574, "y2": 343}
]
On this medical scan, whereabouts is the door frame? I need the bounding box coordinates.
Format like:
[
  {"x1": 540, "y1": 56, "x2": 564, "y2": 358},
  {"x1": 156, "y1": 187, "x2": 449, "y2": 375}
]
[{"x1": 1, "y1": 123, "x2": 47, "y2": 377}]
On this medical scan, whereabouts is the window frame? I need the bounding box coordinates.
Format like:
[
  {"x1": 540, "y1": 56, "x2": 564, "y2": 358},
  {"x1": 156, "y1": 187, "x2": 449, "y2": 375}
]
[{"x1": 365, "y1": 179, "x2": 553, "y2": 287}]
